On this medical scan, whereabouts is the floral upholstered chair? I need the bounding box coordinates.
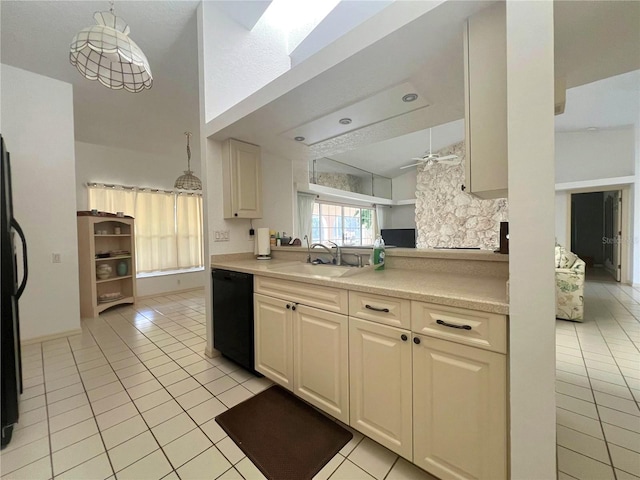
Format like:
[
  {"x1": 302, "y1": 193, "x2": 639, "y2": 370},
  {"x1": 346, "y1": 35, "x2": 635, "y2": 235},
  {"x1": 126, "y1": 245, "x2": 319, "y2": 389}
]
[{"x1": 555, "y1": 245, "x2": 585, "y2": 322}]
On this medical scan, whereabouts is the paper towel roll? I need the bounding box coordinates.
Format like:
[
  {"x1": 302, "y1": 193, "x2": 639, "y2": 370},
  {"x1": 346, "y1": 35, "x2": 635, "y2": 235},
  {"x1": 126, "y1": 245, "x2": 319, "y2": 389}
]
[{"x1": 256, "y1": 227, "x2": 271, "y2": 259}]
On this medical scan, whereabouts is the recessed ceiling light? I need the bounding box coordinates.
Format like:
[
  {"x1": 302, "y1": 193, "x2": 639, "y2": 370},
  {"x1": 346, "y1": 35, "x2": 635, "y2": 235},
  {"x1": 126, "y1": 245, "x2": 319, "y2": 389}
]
[
  {"x1": 339, "y1": 118, "x2": 352, "y2": 125},
  {"x1": 294, "y1": 136, "x2": 305, "y2": 141},
  {"x1": 586, "y1": 127, "x2": 598, "y2": 131},
  {"x1": 402, "y1": 93, "x2": 418, "y2": 103}
]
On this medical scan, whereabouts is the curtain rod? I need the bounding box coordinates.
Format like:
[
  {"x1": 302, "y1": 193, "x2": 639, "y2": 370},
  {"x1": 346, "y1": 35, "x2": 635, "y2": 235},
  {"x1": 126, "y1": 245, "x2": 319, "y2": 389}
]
[{"x1": 87, "y1": 182, "x2": 202, "y2": 197}]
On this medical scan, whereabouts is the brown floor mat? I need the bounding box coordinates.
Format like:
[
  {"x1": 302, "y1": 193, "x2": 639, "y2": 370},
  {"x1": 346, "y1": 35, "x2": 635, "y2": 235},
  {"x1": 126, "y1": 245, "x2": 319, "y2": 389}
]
[{"x1": 215, "y1": 385, "x2": 353, "y2": 480}]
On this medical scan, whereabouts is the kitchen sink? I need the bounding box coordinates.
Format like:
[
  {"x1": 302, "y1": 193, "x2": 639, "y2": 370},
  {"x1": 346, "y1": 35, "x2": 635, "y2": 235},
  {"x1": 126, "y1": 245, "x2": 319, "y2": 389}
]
[{"x1": 268, "y1": 262, "x2": 363, "y2": 279}]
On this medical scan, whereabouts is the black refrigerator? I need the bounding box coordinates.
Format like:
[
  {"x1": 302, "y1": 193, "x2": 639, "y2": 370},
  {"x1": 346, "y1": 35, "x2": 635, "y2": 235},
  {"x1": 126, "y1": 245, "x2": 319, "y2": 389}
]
[{"x1": 1, "y1": 135, "x2": 28, "y2": 449}]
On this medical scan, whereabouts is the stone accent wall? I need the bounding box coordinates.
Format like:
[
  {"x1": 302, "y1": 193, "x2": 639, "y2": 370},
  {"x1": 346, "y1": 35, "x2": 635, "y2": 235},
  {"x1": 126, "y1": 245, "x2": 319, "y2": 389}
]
[
  {"x1": 415, "y1": 141, "x2": 508, "y2": 250},
  {"x1": 312, "y1": 172, "x2": 363, "y2": 193}
]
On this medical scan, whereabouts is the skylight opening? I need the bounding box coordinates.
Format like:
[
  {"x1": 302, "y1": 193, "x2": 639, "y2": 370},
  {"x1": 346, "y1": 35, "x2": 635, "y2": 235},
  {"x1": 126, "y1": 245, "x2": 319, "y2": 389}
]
[{"x1": 259, "y1": 0, "x2": 340, "y2": 54}]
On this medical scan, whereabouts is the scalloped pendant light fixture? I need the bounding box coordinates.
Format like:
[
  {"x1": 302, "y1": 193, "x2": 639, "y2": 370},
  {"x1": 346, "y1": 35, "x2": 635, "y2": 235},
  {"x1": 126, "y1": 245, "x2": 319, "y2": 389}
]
[
  {"x1": 174, "y1": 132, "x2": 202, "y2": 191},
  {"x1": 69, "y1": 1, "x2": 152, "y2": 93}
]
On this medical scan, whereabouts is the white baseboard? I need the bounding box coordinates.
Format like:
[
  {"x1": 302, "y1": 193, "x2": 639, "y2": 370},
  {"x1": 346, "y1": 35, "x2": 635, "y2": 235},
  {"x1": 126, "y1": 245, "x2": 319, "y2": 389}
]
[
  {"x1": 21, "y1": 328, "x2": 83, "y2": 346},
  {"x1": 204, "y1": 346, "x2": 221, "y2": 359},
  {"x1": 137, "y1": 286, "x2": 205, "y2": 300}
]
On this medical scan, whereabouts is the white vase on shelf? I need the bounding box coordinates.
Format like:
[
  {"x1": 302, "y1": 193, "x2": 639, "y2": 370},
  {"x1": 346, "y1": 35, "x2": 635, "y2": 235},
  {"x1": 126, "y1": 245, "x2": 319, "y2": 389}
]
[{"x1": 96, "y1": 264, "x2": 112, "y2": 280}]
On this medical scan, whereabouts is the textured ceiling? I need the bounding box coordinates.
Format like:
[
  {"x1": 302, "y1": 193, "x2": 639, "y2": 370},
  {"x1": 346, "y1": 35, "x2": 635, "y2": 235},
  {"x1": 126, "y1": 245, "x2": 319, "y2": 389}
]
[
  {"x1": 210, "y1": 0, "x2": 640, "y2": 178},
  {"x1": 1, "y1": 0, "x2": 201, "y2": 161},
  {"x1": 2, "y1": 0, "x2": 638, "y2": 179}
]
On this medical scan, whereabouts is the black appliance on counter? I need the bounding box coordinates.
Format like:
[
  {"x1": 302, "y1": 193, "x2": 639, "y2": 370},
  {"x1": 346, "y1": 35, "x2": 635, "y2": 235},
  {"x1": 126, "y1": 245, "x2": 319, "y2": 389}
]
[
  {"x1": 1, "y1": 135, "x2": 29, "y2": 448},
  {"x1": 212, "y1": 269, "x2": 259, "y2": 374},
  {"x1": 381, "y1": 228, "x2": 416, "y2": 248}
]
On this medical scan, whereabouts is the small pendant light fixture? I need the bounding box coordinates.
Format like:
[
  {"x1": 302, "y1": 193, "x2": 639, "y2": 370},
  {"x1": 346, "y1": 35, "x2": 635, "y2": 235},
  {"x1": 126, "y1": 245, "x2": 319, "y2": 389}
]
[
  {"x1": 174, "y1": 132, "x2": 202, "y2": 191},
  {"x1": 69, "y1": 0, "x2": 152, "y2": 93}
]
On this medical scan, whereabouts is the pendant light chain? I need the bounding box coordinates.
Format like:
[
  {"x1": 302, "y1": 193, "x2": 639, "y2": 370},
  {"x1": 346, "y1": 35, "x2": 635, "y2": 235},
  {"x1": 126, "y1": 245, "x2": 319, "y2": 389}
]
[{"x1": 186, "y1": 132, "x2": 192, "y2": 172}]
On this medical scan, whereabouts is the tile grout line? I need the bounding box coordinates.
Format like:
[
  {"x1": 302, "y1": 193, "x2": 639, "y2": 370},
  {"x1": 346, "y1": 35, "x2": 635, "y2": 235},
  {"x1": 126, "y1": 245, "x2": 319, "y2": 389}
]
[
  {"x1": 79, "y1": 301, "x2": 246, "y2": 476},
  {"x1": 573, "y1": 308, "x2": 619, "y2": 480}
]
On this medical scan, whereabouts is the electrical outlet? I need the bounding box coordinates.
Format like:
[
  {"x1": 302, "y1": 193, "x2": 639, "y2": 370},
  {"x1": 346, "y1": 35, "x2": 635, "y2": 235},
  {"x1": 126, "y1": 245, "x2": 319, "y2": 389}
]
[
  {"x1": 52, "y1": 253, "x2": 61, "y2": 263},
  {"x1": 214, "y1": 230, "x2": 230, "y2": 242}
]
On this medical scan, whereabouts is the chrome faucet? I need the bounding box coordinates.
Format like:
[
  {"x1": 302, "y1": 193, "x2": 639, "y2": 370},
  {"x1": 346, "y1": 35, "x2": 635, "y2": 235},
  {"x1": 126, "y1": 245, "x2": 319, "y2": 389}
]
[
  {"x1": 304, "y1": 235, "x2": 311, "y2": 263},
  {"x1": 310, "y1": 241, "x2": 341, "y2": 265}
]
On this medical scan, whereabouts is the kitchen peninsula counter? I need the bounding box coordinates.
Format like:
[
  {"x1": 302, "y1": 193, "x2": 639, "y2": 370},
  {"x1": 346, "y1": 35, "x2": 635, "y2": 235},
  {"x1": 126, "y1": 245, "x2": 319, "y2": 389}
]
[{"x1": 211, "y1": 252, "x2": 509, "y2": 315}]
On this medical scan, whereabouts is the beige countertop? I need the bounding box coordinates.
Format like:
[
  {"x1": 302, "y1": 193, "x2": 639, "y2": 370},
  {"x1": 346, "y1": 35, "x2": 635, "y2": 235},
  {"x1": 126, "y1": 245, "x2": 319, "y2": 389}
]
[{"x1": 210, "y1": 257, "x2": 509, "y2": 315}]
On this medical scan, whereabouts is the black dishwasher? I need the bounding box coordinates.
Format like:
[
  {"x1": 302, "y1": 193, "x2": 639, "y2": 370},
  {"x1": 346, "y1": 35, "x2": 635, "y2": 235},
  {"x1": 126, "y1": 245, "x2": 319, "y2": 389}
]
[{"x1": 212, "y1": 269, "x2": 258, "y2": 374}]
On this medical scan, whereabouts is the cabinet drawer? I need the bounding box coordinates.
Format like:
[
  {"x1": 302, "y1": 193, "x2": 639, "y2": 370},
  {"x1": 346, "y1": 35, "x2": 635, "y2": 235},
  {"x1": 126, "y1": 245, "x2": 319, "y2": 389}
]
[
  {"x1": 255, "y1": 276, "x2": 348, "y2": 314},
  {"x1": 349, "y1": 291, "x2": 411, "y2": 329},
  {"x1": 411, "y1": 302, "x2": 507, "y2": 354}
]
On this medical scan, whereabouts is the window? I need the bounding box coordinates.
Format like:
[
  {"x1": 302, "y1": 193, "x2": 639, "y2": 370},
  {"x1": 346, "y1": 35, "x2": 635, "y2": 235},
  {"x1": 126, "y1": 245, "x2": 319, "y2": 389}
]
[
  {"x1": 311, "y1": 201, "x2": 374, "y2": 246},
  {"x1": 88, "y1": 184, "x2": 203, "y2": 274}
]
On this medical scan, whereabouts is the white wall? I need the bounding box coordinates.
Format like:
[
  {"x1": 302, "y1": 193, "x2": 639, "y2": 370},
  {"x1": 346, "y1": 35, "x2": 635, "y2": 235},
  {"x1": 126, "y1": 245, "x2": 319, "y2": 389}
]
[
  {"x1": 201, "y1": 2, "x2": 290, "y2": 122},
  {"x1": 389, "y1": 204, "x2": 416, "y2": 229},
  {"x1": 1, "y1": 64, "x2": 81, "y2": 341},
  {"x1": 75, "y1": 140, "x2": 205, "y2": 293},
  {"x1": 506, "y1": 2, "x2": 556, "y2": 477},
  {"x1": 75, "y1": 141, "x2": 202, "y2": 210},
  {"x1": 555, "y1": 191, "x2": 569, "y2": 246},
  {"x1": 392, "y1": 169, "x2": 417, "y2": 201},
  {"x1": 253, "y1": 151, "x2": 295, "y2": 237},
  {"x1": 137, "y1": 271, "x2": 205, "y2": 297},
  {"x1": 554, "y1": 127, "x2": 637, "y2": 282},
  {"x1": 205, "y1": 140, "x2": 296, "y2": 255},
  {"x1": 556, "y1": 128, "x2": 635, "y2": 183}
]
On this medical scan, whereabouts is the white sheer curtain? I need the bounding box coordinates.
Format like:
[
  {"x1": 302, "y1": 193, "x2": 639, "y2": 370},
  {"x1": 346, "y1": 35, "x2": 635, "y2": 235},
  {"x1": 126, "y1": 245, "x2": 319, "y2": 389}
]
[
  {"x1": 87, "y1": 186, "x2": 135, "y2": 216},
  {"x1": 297, "y1": 192, "x2": 316, "y2": 241},
  {"x1": 88, "y1": 185, "x2": 204, "y2": 273},
  {"x1": 135, "y1": 191, "x2": 177, "y2": 272},
  {"x1": 176, "y1": 194, "x2": 204, "y2": 269},
  {"x1": 375, "y1": 204, "x2": 390, "y2": 235}
]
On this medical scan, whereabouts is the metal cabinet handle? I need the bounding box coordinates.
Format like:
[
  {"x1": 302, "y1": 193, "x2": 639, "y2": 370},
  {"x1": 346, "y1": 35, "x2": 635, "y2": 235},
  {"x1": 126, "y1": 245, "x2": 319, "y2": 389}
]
[
  {"x1": 436, "y1": 319, "x2": 472, "y2": 330},
  {"x1": 286, "y1": 304, "x2": 291, "y2": 309},
  {"x1": 365, "y1": 304, "x2": 390, "y2": 313},
  {"x1": 291, "y1": 305, "x2": 297, "y2": 311},
  {"x1": 401, "y1": 334, "x2": 408, "y2": 342},
  {"x1": 413, "y1": 337, "x2": 421, "y2": 345}
]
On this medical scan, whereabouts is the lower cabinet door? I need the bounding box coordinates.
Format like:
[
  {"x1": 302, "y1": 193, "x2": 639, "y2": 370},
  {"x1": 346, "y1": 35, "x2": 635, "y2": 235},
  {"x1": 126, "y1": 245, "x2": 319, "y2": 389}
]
[
  {"x1": 349, "y1": 318, "x2": 413, "y2": 459},
  {"x1": 413, "y1": 335, "x2": 507, "y2": 480},
  {"x1": 293, "y1": 305, "x2": 349, "y2": 423},
  {"x1": 254, "y1": 293, "x2": 293, "y2": 390}
]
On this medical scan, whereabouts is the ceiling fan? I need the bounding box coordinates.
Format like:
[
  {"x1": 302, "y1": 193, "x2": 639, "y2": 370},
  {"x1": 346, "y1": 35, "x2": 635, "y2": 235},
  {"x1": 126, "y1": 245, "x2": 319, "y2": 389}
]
[{"x1": 400, "y1": 128, "x2": 460, "y2": 169}]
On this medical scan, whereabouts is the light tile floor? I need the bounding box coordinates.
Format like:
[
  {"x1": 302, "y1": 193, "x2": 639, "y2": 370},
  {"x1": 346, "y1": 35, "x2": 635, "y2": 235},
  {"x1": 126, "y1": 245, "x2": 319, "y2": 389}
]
[
  {"x1": 5, "y1": 280, "x2": 639, "y2": 480},
  {"x1": 556, "y1": 280, "x2": 640, "y2": 480},
  {"x1": 0, "y1": 290, "x2": 436, "y2": 480}
]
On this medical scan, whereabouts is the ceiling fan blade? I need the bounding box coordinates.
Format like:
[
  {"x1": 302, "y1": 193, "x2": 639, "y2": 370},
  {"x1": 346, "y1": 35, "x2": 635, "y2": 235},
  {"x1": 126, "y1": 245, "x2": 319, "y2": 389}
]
[
  {"x1": 437, "y1": 154, "x2": 459, "y2": 161},
  {"x1": 437, "y1": 159, "x2": 461, "y2": 165},
  {"x1": 411, "y1": 156, "x2": 425, "y2": 161},
  {"x1": 400, "y1": 162, "x2": 424, "y2": 169}
]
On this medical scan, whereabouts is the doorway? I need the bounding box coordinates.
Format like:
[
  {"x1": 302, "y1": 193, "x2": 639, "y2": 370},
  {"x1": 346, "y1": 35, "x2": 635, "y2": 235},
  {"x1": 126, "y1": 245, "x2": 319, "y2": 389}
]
[{"x1": 570, "y1": 190, "x2": 622, "y2": 282}]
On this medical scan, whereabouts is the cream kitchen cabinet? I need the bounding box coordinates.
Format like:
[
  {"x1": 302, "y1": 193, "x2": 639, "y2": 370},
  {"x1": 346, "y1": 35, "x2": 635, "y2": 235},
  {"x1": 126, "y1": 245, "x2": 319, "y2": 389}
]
[
  {"x1": 349, "y1": 317, "x2": 413, "y2": 460},
  {"x1": 412, "y1": 335, "x2": 507, "y2": 480},
  {"x1": 294, "y1": 304, "x2": 349, "y2": 423},
  {"x1": 222, "y1": 138, "x2": 262, "y2": 219},
  {"x1": 254, "y1": 277, "x2": 349, "y2": 422},
  {"x1": 412, "y1": 300, "x2": 508, "y2": 480},
  {"x1": 463, "y1": 2, "x2": 508, "y2": 199},
  {"x1": 254, "y1": 293, "x2": 294, "y2": 390}
]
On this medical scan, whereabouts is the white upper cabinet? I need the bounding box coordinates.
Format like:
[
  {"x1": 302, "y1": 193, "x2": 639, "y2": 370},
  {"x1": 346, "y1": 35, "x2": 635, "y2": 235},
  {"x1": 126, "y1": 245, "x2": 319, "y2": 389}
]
[
  {"x1": 222, "y1": 139, "x2": 262, "y2": 219},
  {"x1": 463, "y1": 2, "x2": 508, "y2": 199}
]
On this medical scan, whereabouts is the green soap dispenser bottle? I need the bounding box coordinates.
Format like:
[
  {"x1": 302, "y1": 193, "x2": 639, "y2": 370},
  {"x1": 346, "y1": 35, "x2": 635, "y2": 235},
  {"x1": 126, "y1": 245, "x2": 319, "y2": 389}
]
[{"x1": 373, "y1": 235, "x2": 385, "y2": 270}]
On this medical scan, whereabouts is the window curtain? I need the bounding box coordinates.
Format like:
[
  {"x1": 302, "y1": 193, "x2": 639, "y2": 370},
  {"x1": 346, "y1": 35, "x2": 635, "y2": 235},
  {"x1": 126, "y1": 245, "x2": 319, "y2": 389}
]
[
  {"x1": 375, "y1": 204, "x2": 390, "y2": 235},
  {"x1": 134, "y1": 191, "x2": 178, "y2": 273},
  {"x1": 88, "y1": 185, "x2": 204, "y2": 273},
  {"x1": 88, "y1": 186, "x2": 135, "y2": 217},
  {"x1": 297, "y1": 192, "x2": 316, "y2": 241},
  {"x1": 176, "y1": 194, "x2": 204, "y2": 269}
]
